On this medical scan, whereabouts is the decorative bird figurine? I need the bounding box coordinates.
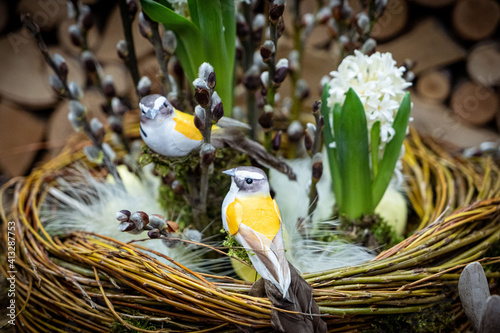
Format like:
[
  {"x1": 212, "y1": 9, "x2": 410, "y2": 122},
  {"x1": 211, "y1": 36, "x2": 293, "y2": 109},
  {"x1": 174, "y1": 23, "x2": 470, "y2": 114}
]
[
  {"x1": 139, "y1": 94, "x2": 203, "y2": 157},
  {"x1": 139, "y1": 94, "x2": 296, "y2": 180},
  {"x1": 222, "y1": 166, "x2": 291, "y2": 298},
  {"x1": 222, "y1": 166, "x2": 326, "y2": 333}
]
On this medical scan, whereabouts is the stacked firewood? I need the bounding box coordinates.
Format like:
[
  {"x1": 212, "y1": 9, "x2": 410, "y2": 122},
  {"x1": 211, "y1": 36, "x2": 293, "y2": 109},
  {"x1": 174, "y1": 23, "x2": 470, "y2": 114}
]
[
  {"x1": 0, "y1": 0, "x2": 499, "y2": 181},
  {"x1": 0, "y1": 0, "x2": 155, "y2": 180},
  {"x1": 279, "y1": 0, "x2": 500, "y2": 149},
  {"x1": 375, "y1": 0, "x2": 500, "y2": 148}
]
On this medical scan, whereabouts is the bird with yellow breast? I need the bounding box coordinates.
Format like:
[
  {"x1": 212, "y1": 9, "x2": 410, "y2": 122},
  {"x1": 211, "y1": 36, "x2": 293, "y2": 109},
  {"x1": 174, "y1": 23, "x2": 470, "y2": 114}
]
[
  {"x1": 139, "y1": 94, "x2": 206, "y2": 157},
  {"x1": 222, "y1": 166, "x2": 291, "y2": 298},
  {"x1": 222, "y1": 166, "x2": 326, "y2": 333},
  {"x1": 139, "y1": 94, "x2": 296, "y2": 180}
]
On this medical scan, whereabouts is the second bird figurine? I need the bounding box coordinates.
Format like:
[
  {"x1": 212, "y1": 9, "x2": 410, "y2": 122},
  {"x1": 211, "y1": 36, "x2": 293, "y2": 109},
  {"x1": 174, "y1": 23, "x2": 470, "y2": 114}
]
[
  {"x1": 222, "y1": 166, "x2": 291, "y2": 298},
  {"x1": 139, "y1": 94, "x2": 296, "y2": 180},
  {"x1": 222, "y1": 166, "x2": 326, "y2": 332}
]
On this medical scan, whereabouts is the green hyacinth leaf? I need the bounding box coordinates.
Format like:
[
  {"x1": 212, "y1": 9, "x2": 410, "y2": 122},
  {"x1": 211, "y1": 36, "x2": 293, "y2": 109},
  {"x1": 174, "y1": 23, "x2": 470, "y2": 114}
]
[
  {"x1": 321, "y1": 83, "x2": 342, "y2": 207},
  {"x1": 141, "y1": 0, "x2": 204, "y2": 85},
  {"x1": 370, "y1": 121, "x2": 381, "y2": 178},
  {"x1": 192, "y1": 0, "x2": 235, "y2": 112},
  {"x1": 337, "y1": 88, "x2": 372, "y2": 219},
  {"x1": 372, "y1": 92, "x2": 411, "y2": 208}
]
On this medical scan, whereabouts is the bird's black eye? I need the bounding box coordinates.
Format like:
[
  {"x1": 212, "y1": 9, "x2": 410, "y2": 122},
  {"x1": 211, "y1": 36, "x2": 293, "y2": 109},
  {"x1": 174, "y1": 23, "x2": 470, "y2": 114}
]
[{"x1": 245, "y1": 178, "x2": 253, "y2": 184}]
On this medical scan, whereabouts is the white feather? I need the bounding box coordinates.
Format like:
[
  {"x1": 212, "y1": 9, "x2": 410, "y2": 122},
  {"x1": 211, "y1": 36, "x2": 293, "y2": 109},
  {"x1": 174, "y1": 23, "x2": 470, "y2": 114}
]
[
  {"x1": 234, "y1": 170, "x2": 266, "y2": 180},
  {"x1": 153, "y1": 96, "x2": 167, "y2": 110},
  {"x1": 40, "y1": 164, "x2": 231, "y2": 274},
  {"x1": 235, "y1": 224, "x2": 291, "y2": 299},
  {"x1": 269, "y1": 154, "x2": 376, "y2": 274}
]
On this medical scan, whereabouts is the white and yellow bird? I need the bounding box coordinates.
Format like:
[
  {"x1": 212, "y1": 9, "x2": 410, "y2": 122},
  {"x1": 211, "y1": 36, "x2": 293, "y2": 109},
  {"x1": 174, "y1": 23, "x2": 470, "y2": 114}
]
[
  {"x1": 139, "y1": 94, "x2": 204, "y2": 157},
  {"x1": 139, "y1": 94, "x2": 296, "y2": 179},
  {"x1": 221, "y1": 166, "x2": 291, "y2": 299}
]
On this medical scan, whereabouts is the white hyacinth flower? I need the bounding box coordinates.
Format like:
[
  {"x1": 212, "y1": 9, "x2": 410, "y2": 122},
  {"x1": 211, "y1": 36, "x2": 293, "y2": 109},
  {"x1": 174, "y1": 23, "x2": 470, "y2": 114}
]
[
  {"x1": 167, "y1": 0, "x2": 189, "y2": 16},
  {"x1": 327, "y1": 50, "x2": 411, "y2": 147}
]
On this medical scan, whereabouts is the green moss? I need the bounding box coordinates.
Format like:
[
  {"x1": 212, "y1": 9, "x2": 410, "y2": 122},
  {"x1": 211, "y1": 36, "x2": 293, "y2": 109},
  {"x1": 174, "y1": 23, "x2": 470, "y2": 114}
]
[
  {"x1": 337, "y1": 214, "x2": 403, "y2": 252},
  {"x1": 372, "y1": 217, "x2": 404, "y2": 250},
  {"x1": 222, "y1": 229, "x2": 251, "y2": 265},
  {"x1": 110, "y1": 311, "x2": 158, "y2": 332},
  {"x1": 158, "y1": 185, "x2": 192, "y2": 229},
  {"x1": 139, "y1": 145, "x2": 251, "y2": 234},
  {"x1": 369, "y1": 303, "x2": 457, "y2": 333}
]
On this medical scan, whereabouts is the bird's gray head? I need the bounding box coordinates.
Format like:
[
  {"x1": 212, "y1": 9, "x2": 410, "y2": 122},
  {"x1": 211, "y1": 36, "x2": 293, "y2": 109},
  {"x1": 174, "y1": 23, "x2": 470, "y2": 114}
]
[
  {"x1": 139, "y1": 94, "x2": 173, "y2": 122},
  {"x1": 223, "y1": 166, "x2": 269, "y2": 194}
]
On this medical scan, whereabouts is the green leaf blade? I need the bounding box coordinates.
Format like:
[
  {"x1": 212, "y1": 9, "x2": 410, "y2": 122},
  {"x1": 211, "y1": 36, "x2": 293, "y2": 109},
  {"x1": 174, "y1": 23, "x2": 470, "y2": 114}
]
[
  {"x1": 321, "y1": 84, "x2": 342, "y2": 208},
  {"x1": 370, "y1": 121, "x2": 381, "y2": 179},
  {"x1": 221, "y1": 0, "x2": 236, "y2": 113},
  {"x1": 372, "y1": 92, "x2": 412, "y2": 208},
  {"x1": 220, "y1": 0, "x2": 236, "y2": 70},
  {"x1": 337, "y1": 88, "x2": 372, "y2": 219},
  {"x1": 194, "y1": 0, "x2": 234, "y2": 112},
  {"x1": 187, "y1": 0, "x2": 200, "y2": 27},
  {"x1": 140, "y1": 0, "x2": 204, "y2": 84}
]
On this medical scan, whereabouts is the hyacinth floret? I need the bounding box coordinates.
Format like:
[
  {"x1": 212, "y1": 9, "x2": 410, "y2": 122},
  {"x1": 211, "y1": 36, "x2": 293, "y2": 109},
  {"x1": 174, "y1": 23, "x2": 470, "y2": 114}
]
[{"x1": 327, "y1": 50, "x2": 411, "y2": 145}]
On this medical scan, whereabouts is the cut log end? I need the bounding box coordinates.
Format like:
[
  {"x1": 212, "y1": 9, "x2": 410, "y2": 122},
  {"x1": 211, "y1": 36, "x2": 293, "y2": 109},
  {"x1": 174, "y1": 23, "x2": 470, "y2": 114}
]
[
  {"x1": 467, "y1": 42, "x2": 500, "y2": 88},
  {"x1": 451, "y1": 80, "x2": 499, "y2": 126},
  {"x1": 371, "y1": 0, "x2": 409, "y2": 41},
  {"x1": 0, "y1": 0, "x2": 8, "y2": 35},
  {"x1": 452, "y1": 0, "x2": 500, "y2": 41},
  {"x1": 0, "y1": 102, "x2": 46, "y2": 177},
  {"x1": 416, "y1": 70, "x2": 451, "y2": 103},
  {"x1": 377, "y1": 18, "x2": 467, "y2": 75}
]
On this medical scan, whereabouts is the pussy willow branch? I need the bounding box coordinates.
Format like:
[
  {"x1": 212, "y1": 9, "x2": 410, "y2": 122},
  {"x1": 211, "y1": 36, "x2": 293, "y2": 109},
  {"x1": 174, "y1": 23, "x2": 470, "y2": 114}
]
[
  {"x1": 290, "y1": 0, "x2": 303, "y2": 121},
  {"x1": 82, "y1": 122, "x2": 124, "y2": 189},
  {"x1": 267, "y1": 22, "x2": 278, "y2": 107},
  {"x1": 149, "y1": 21, "x2": 172, "y2": 95},
  {"x1": 22, "y1": 14, "x2": 123, "y2": 188},
  {"x1": 198, "y1": 103, "x2": 214, "y2": 227},
  {"x1": 242, "y1": 2, "x2": 258, "y2": 140},
  {"x1": 118, "y1": 0, "x2": 140, "y2": 88},
  {"x1": 262, "y1": 19, "x2": 279, "y2": 152},
  {"x1": 22, "y1": 14, "x2": 72, "y2": 99},
  {"x1": 307, "y1": 104, "x2": 324, "y2": 217}
]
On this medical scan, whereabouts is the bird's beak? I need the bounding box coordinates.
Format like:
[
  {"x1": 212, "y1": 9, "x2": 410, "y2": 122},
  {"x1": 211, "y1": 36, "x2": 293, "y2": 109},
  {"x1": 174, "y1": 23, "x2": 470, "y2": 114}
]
[
  {"x1": 222, "y1": 168, "x2": 236, "y2": 177},
  {"x1": 144, "y1": 108, "x2": 159, "y2": 119}
]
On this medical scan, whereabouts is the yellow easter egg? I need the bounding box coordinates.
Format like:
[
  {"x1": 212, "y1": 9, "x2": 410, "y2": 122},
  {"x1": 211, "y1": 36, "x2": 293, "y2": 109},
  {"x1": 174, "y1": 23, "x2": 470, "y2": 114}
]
[{"x1": 230, "y1": 258, "x2": 260, "y2": 282}]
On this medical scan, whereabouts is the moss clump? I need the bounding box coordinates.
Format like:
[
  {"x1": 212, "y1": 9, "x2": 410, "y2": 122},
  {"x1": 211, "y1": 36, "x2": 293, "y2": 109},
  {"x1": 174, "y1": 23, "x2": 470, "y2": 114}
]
[
  {"x1": 370, "y1": 302, "x2": 456, "y2": 333},
  {"x1": 158, "y1": 184, "x2": 192, "y2": 229},
  {"x1": 337, "y1": 214, "x2": 403, "y2": 252},
  {"x1": 139, "y1": 145, "x2": 251, "y2": 233},
  {"x1": 110, "y1": 311, "x2": 157, "y2": 332},
  {"x1": 222, "y1": 229, "x2": 251, "y2": 265}
]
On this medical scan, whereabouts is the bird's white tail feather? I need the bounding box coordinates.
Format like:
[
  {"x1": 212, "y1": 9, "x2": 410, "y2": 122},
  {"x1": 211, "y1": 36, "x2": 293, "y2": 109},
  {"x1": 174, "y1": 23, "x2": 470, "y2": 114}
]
[
  {"x1": 270, "y1": 227, "x2": 291, "y2": 299},
  {"x1": 236, "y1": 224, "x2": 291, "y2": 300}
]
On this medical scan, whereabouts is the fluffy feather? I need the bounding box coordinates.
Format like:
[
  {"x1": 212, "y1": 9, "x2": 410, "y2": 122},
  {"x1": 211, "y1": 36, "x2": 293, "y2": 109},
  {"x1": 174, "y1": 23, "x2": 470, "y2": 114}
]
[
  {"x1": 40, "y1": 164, "x2": 231, "y2": 274},
  {"x1": 269, "y1": 156, "x2": 376, "y2": 273}
]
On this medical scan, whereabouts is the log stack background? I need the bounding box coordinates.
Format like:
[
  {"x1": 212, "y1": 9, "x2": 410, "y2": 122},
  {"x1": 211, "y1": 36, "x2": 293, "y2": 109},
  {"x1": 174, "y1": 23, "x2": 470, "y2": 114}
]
[
  {"x1": 0, "y1": 0, "x2": 499, "y2": 179},
  {"x1": 0, "y1": 0, "x2": 500, "y2": 331}
]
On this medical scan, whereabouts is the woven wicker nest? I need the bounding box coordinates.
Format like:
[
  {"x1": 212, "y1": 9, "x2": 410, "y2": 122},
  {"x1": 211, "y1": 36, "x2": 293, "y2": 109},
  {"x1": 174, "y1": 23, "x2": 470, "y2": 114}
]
[{"x1": 1, "y1": 125, "x2": 500, "y2": 332}]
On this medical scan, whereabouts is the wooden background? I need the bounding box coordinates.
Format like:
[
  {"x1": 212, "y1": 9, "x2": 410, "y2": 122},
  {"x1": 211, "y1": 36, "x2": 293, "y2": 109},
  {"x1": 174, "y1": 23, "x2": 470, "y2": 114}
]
[{"x1": 0, "y1": 0, "x2": 499, "y2": 182}]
